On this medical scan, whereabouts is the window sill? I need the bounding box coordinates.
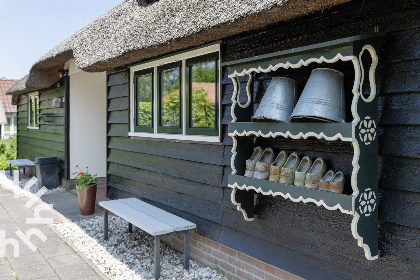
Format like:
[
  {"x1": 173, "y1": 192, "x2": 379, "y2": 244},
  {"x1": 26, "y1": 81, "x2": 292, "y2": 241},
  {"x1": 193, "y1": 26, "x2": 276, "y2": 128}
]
[
  {"x1": 128, "y1": 132, "x2": 221, "y2": 144},
  {"x1": 27, "y1": 127, "x2": 40, "y2": 130}
]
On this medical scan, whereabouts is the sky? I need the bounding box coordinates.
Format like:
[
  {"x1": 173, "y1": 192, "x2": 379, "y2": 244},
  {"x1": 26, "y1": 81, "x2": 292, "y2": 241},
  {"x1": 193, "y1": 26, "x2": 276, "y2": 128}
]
[{"x1": 0, "y1": 0, "x2": 123, "y2": 80}]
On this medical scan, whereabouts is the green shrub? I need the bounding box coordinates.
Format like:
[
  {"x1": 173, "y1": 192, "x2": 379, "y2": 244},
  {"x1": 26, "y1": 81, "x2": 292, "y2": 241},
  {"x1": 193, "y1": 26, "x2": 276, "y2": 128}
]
[
  {"x1": 0, "y1": 136, "x2": 17, "y2": 170},
  {"x1": 0, "y1": 141, "x2": 6, "y2": 154}
]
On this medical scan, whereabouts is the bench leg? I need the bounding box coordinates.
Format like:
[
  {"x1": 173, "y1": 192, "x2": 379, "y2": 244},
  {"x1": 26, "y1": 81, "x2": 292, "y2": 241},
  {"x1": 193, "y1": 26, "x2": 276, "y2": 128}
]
[
  {"x1": 128, "y1": 222, "x2": 133, "y2": 233},
  {"x1": 184, "y1": 231, "x2": 189, "y2": 270},
  {"x1": 9, "y1": 163, "x2": 12, "y2": 176},
  {"x1": 103, "y1": 209, "x2": 109, "y2": 240},
  {"x1": 154, "y1": 236, "x2": 161, "y2": 280}
]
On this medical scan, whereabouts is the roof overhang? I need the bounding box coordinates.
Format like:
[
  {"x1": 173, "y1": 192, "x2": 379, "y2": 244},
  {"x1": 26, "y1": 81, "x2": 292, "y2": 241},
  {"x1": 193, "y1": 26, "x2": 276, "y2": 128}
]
[{"x1": 7, "y1": 0, "x2": 349, "y2": 104}]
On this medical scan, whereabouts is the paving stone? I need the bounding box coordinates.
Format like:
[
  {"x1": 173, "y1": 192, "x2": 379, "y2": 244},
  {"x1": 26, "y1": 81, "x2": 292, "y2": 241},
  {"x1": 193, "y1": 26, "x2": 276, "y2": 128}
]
[
  {"x1": 0, "y1": 213, "x2": 11, "y2": 219},
  {"x1": 0, "y1": 218, "x2": 18, "y2": 230},
  {"x1": 0, "y1": 195, "x2": 13, "y2": 202},
  {"x1": 32, "y1": 235, "x2": 65, "y2": 248},
  {"x1": 41, "y1": 277, "x2": 61, "y2": 280},
  {"x1": 55, "y1": 263, "x2": 97, "y2": 280},
  {"x1": 7, "y1": 213, "x2": 36, "y2": 223},
  {"x1": 1, "y1": 201, "x2": 30, "y2": 211},
  {"x1": 2, "y1": 243, "x2": 36, "y2": 258},
  {"x1": 48, "y1": 213, "x2": 69, "y2": 224},
  {"x1": 46, "y1": 253, "x2": 86, "y2": 269},
  {"x1": 14, "y1": 263, "x2": 57, "y2": 280},
  {"x1": 0, "y1": 264, "x2": 13, "y2": 277},
  {"x1": 11, "y1": 218, "x2": 32, "y2": 227},
  {"x1": 0, "y1": 187, "x2": 12, "y2": 195},
  {"x1": 0, "y1": 178, "x2": 104, "y2": 279},
  {"x1": 29, "y1": 209, "x2": 67, "y2": 223},
  {"x1": 18, "y1": 224, "x2": 56, "y2": 236},
  {"x1": 8, "y1": 208, "x2": 37, "y2": 218},
  {"x1": 7, "y1": 252, "x2": 47, "y2": 268},
  {"x1": 39, "y1": 244, "x2": 75, "y2": 257},
  {"x1": 79, "y1": 276, "x2": 104, "y2": 280},
  {"x1": 0, "y1": 276, "x2": 16, "y2": 280}
]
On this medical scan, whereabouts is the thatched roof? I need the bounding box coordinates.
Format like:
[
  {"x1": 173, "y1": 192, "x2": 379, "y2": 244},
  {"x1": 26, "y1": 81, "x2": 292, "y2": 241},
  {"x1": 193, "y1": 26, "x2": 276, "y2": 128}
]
[{"x1": 7, "y1": 0, "x2": 349, "y2": 102}]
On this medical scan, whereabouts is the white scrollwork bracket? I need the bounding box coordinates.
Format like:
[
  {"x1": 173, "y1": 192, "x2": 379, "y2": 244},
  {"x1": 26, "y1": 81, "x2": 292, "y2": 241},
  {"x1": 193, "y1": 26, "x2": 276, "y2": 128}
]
[
  {"x1": 359, "y1": 45, "x2": 378, "y2": 102},
  {"x1": 230, "y1": 74, "x2": 253, "y2": 122}
]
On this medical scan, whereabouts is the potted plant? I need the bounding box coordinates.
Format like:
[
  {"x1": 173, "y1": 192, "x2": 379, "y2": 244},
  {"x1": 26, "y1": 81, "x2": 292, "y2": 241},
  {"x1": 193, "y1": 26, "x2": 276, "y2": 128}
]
[{"x1": 73, "y1": 165, "x2": 98, "y2": 215}]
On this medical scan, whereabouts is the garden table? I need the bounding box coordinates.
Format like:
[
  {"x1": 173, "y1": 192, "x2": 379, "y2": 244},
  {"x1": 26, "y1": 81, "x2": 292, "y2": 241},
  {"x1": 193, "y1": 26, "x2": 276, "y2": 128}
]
[{"x1": 7, "y1": 159, "x2": 35, "y2": 179}]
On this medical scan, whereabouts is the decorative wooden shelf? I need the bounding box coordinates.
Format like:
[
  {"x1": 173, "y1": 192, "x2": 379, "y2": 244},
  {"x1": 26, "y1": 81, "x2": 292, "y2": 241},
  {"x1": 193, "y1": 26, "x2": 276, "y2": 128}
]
[
  {"x1": 228, "y1": 122, "x2": 353, "y2": 142},
  {"x1": 226, "y1": 35, "x2": 379, "y2": 260},
  {"x1": 229, "y1": 174, "x2": 353, "y2": 214}
]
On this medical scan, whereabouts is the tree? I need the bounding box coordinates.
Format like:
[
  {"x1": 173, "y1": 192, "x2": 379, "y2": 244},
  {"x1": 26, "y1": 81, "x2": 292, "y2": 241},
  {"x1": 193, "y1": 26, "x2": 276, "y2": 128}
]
[
  {"x1": 191, "y1": 87, "x2": 215, "y2": 128},
  {"x1": 192, "y1": 62, "x2": 216, "y2": 83},
  {"x1": 162, "y1": 91, "x2": 180, "y2": 127}
]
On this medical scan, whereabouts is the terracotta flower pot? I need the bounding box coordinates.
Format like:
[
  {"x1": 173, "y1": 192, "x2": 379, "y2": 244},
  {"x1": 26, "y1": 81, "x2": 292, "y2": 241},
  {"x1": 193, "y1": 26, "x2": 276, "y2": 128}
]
[{"x1": 76, "y1": 184, "x2": 97, "y2": 215}]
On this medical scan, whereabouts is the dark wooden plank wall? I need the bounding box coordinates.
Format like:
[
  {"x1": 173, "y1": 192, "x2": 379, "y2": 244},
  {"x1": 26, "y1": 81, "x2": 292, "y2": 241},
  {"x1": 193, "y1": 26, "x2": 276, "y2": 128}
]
[
  {"x1": 106, "y1": 69, "x2": 227, "y2": 240},
  {"x1": 107, "y1": 0, "x2": 420, "y2": 279},
  {"x1": 17, "y1": 87, "x2": 65, "y2": 175}
]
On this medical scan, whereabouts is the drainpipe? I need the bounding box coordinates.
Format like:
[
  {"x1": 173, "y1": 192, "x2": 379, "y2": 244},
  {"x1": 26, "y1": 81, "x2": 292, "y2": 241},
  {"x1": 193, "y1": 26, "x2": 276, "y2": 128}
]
[{"x1": 61, "y1": 70, "x2": 70, "y2": 180}]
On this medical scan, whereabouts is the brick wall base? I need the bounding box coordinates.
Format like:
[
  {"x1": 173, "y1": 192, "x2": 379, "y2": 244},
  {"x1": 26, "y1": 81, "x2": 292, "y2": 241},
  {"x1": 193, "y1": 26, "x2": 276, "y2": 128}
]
[{"x1": 164, "y1": 233, "x2": 302, "y2": 280}]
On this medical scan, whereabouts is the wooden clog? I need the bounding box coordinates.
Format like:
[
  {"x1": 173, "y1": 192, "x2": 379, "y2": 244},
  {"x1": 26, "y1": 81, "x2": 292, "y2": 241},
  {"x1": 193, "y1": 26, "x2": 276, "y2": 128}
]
[
  {"x1": 254, "y1": 148, "x2": 276, "y2": 180},
  {"x1": 319, "y1": 170, "x2": 335, "y2": 191},
  {"x1": 269, "y1": 151, "x2": 288, "y2": 182},
  {"x1": 280, "y1": 152, "x2": 300, "y2": 185},
  {"x1": 305, "y1": 158, "x2": 327, "y2": 189},
  {"x1": 244, "y1": 146, "x2": 263, "y2": 177},
  {"x1": 329, "y1": 171, "x2": 345, "y2": 194},
  {"x1": 294, "y1": 156, "x2": 313, "y2": 186}
]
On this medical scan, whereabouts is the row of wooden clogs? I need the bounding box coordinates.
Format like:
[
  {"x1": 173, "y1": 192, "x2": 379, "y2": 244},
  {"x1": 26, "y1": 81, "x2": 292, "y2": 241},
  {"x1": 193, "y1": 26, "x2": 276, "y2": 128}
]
[{"x1": 244, "y1": 147, "x2": 345, "y2": 193}]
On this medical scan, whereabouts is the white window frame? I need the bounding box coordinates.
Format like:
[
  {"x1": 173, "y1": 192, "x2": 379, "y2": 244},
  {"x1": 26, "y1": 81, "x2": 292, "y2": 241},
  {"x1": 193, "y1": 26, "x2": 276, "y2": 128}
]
[
  {"x1": 129, "y1": 44, "x2": 221, "y2": 143},
  {"x1": 27, "y1": 93, "x2": 40, "y2": 130}
]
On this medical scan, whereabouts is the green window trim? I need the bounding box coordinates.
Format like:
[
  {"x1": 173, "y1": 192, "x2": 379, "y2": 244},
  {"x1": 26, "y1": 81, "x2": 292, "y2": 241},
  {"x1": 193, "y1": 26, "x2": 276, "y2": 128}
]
[
  {"x1": 129, "y1": 45, "x2": 221, "y2": 141},
  {"x1": 157, "y1": 61, "x2": 182, "y2": 134},
  {"x1": 28, "y1": 94, "x2": 40, "y2": 129},
  {"x1": 186, "y1": 52, "x2": 219, "y2": 136},
  {"x1": 134, "y1": 68, "x2": 154, "y2": 133}
]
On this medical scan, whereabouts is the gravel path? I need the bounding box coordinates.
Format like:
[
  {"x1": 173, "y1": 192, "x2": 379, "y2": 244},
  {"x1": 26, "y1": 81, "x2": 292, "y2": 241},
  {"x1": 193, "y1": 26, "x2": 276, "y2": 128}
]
[
  {"x1": 1, "y1": 169, "x2": 66, "y2": 194},
  {"x1": 53, "y1": 215, "x2": 228, "y2": 280}
]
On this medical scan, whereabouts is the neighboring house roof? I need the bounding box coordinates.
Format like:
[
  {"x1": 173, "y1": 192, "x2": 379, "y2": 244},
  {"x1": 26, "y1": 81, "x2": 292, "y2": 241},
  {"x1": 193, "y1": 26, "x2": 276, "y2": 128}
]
[
  {"x1": 0, "y1": 79, "x2": 17, "y2": 113},
  {"x1": 7, "y1": 0, "x2": 349, "y2": 102},
  {"x1": 192, "y1": 82, "x2": 216, "y2": 104}
]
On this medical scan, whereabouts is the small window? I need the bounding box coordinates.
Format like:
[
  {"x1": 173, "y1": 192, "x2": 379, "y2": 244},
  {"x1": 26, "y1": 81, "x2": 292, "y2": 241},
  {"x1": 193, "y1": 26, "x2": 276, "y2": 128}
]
[
  {"x1": 129, "y1": 44, "x2": 220, "y2": 142},
  {"x1": 134, "y1": 68, "x2": 154, "y2": 132},
  {"x1": 28, "y1": 94, "x2": 39, "y2": 129},
  {"x1": 186, "y1": 52, "x2": 218, "y2": 136},
  {"x1": 158, "y1": 62, "x2": 182, "y2": 134}
]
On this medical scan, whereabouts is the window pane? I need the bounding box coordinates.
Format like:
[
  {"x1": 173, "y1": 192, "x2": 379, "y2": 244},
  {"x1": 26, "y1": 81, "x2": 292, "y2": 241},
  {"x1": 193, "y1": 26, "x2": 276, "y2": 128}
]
[
  {"x1": 35, "y1": 98, "x2": 39, "y2": 127},
  {"x1": 29, "y1": 98, "x2": 34, "y2": 126},
  {"x1": 160, "y1": 68, "x2": 180, "y2": 127},
  {"x1": 190, "y1": 61, "x2": 216, "y2": 128},
  {"x1": 136, "y1": 74, "x2": 153, "y2": 127},
  {"x1": 5, "y1": 116, "x2": 11, "y2": 133}
]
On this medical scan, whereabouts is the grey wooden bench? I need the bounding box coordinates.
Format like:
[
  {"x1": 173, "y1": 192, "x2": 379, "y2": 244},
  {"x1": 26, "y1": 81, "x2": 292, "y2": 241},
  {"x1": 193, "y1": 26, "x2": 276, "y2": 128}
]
[
  {"x1": 7, "y1": 159, "x2": 35, "y2": 178},
  {"x1": 99, "y1": 198, "x2": 196, "y2": 279}
]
